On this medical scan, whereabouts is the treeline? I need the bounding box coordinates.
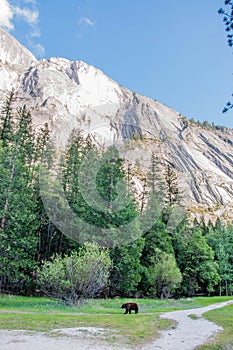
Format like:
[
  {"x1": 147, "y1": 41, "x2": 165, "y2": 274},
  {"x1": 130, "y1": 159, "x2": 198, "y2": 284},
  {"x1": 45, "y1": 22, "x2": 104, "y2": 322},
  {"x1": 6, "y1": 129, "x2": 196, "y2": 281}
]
[{"x1": 0, "y1": 94, "x2": 233, "y2": 301}]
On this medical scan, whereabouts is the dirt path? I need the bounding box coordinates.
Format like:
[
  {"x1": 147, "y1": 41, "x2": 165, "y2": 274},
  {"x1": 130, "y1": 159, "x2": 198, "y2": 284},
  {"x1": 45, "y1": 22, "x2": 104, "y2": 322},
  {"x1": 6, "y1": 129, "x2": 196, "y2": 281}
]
[
  {"x1": 141, "y1": 300, "x2": 233, "y2": 350},
  {"x1": 0, "y1": 301, "x2": 232, "y2": 350}
]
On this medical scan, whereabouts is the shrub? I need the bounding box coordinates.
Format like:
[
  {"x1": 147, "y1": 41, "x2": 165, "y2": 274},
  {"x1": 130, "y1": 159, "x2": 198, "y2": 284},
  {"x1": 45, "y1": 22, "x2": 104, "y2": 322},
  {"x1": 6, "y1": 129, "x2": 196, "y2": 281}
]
[{"x1": 36, "y1": 242, "x2": 112, "y2": 304}]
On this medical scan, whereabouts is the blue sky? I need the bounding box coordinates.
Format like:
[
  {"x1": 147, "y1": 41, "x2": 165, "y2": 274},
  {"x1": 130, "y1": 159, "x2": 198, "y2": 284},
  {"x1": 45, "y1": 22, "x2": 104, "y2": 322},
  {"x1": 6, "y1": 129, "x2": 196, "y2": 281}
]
[{"x1": 1, "y1": 0, "x2": 233, "y2": 128}]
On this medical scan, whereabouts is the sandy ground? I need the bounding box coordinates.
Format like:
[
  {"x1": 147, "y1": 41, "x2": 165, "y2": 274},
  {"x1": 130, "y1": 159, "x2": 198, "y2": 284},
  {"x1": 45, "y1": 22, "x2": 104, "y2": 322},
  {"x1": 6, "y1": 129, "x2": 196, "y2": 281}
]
[
  {"x1": 0, "y1": 328, "x2": 129, "y2": 350},
  {"x1": 0, "y1": 300, "x2": 233, "y2": 350}
]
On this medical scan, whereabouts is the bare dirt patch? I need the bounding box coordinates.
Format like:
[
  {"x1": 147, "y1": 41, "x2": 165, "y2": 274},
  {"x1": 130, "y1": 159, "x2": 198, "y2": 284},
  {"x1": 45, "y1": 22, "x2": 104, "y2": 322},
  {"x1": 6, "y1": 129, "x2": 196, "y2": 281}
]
[{"x1": 0, "y1": 328, "x2": 129, "y2": 350}]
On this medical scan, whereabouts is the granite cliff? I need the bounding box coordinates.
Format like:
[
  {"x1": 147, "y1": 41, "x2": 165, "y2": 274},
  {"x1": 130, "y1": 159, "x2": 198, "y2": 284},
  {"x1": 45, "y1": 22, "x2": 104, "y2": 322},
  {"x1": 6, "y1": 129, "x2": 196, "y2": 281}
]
[{"x1": 1, "y1": 27, "x2": 233, "y2": 221}]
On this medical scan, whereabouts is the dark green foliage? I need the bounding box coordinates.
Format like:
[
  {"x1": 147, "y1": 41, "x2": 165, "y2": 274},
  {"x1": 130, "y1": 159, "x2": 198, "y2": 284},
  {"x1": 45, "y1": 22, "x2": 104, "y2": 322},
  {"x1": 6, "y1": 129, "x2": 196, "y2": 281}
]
[
  {"x1": 218, "y1": 1, "x2": 233, "y2": 113},
  {"x1": 206, "y1": 223, "x2": 233, "y2": 296},
  {"x1": 218, "y1": 1, "x2": 233, "y2": 48},
  {"x1": 177, "y1": 226, "x2": 220, "y2": 296},
  {"x1": 0, "y1": 96, "x2": 40, "y2": 293},
  {"x1": 142, "y1": 219, "x2": 173, "y2": 266},
  {"x1": 109, "y1": 238, "x2": 145, "y2": 296},
  {"x1": 0, "y1": 94, "x2": 233, "y2": 299}
]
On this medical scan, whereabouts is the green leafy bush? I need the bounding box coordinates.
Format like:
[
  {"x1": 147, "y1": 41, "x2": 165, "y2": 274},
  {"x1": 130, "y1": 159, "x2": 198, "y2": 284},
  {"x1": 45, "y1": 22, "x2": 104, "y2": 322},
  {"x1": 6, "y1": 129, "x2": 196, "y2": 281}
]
[{"x1": 36, "y1": 242, "x2": 112, "y2": 304}]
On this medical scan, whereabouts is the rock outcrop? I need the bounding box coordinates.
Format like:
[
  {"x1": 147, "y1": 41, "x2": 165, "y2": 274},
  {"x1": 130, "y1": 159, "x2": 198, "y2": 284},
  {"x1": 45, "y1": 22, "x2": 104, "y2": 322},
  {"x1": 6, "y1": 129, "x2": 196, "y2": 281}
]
[{"x1": 0, "y1": 27, "x2": 233, "y2": 221}]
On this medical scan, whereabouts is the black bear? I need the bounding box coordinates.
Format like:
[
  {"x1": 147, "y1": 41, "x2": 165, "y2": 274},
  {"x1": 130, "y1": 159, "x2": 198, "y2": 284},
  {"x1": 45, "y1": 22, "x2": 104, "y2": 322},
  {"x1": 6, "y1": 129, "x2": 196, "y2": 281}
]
[{"x1": 121, "y1": 302, "x2": 139, "y2": 314}]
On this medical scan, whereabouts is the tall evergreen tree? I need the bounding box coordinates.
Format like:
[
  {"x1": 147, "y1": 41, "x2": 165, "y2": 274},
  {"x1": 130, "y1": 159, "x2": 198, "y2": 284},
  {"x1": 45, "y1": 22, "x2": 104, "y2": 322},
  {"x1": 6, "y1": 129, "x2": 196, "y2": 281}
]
[
  {"x1": 0, "y1": 101, "x2": 40, "y2": 293},
  {"x1": 206, "y1": 222, "x2": 233, "y2": 296},
  {"x1": 109, "y1": 237, "x2": 144, "y2": 296},
  {"x1": 0, "y1": 90, "x2": 15, "y2": 147},
  {"x1": 147, "y1": 151, "x2": 165, "y2": 198},
  {"x1": 164, "y1": 164, "x2": 180, "y2": 206},
  {"x1": 139, "y1": 154, "x2": 174, "y2": 295},
  {"x1": 61, "y1": 136, "x2": 144, "y2": 295},
  {"x1": 0, "y1": 96, "x2": 57, "y2": 293},
  {"x1": 177, "y1": 227, "x2": 219, "y2": 296}
]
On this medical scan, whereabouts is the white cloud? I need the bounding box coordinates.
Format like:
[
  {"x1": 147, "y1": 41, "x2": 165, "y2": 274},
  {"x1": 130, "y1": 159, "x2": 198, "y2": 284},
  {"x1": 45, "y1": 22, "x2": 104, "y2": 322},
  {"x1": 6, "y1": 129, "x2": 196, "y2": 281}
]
[
  {"x1": 13, "y1": 6, "x2": 39, "y2": 26},
  {"x1": 79, "y1": 16, "x2": 95, "y2": 27},
  {"x1": 0, "y1": 0, "x2": 45, "y2": 58},
  {"x1": 30, "y1": 25, "x2": 40, "y2": 37},
  {"x1": 27, "y1": 39, "x2": 45, "y2": 57},
  {"x1": 0, "y1": 0, "x2": 14, "y2": 29},
  {"x1": 23, "y1": 0, "x2": 37, "y2": 4}
]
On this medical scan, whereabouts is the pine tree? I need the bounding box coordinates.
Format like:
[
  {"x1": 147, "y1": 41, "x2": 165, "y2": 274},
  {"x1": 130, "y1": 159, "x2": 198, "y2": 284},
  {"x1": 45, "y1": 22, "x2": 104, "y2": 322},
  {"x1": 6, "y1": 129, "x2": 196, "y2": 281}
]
[
  {"x1": 0, "y1": 105, "x2": 36, "y2": 230},
  {"x1": 147, "y1": 151, "x2": 165, "y2": 198},
  {"x1": 139, "y1": 154, "x2": 175, "y2": 295},
  {"x1": 35, "y1": 122, "x2": 50, "y2": 162},
  {"x1": 164, "y1": 164, "x2": 179, "y2": 206},
  {"x1": 206, "y1": 222, "x2": 233, "y2": 296},
  {"x1": 61, "y1": 139, "x2": 139, "y2": 246},
  {"x1": 177, "y1": 227, "x2": 219, "y2": 296},
  {"x1": 109, "y1": 238, "x2": 144, "y2": 296},
  {"x1": 0, "y1": 102, "x2": 41, "y2": 293},
  {"x1": 0, "y1": 90, "x2": 15, "y2": 147},
  {"x1": 61, "y1": 136, "x2": 144, "y2": 295}
]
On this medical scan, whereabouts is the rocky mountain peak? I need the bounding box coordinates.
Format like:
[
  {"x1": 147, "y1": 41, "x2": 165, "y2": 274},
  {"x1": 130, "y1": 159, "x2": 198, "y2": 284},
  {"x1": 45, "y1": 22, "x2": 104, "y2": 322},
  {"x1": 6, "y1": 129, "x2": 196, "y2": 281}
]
[
  {"x1": 0, "y1": 28, "x2": 36, "y2": 68},
  {"x1": 0, "y1": 28, "x2": 233, "y2": 222}
]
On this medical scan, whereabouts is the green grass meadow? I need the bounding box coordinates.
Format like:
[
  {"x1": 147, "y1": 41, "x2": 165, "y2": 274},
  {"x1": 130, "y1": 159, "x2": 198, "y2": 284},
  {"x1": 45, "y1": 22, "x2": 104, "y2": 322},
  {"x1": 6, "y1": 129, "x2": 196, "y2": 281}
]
[
  {"x1": 0, "y1": 295, "x2": 233, "y2": 347},
  {"x1": 197, "y1": 303, "x2": 233, "y2": 350}
]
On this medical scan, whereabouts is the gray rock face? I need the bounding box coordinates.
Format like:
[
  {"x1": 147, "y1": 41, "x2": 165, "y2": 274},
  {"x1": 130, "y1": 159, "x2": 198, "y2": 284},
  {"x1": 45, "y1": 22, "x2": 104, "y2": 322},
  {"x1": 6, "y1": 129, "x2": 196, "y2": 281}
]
[
  {"x1": 0, "y1": 28, "x2": 36, "y2": 67},
  {"x1": 0, "y1": 28, "x2": 36, "y2": 92},
  {"x1": 0, "y1": 27, "x2": 233, "y2": 221}
]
